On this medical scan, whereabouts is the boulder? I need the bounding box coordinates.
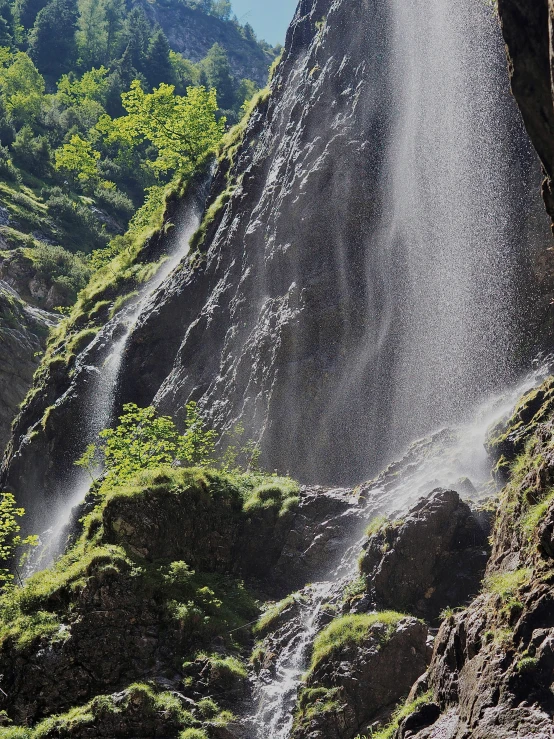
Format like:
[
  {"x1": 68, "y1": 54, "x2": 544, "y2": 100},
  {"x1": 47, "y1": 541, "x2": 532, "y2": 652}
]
[{"x1": 360, "y1": 490, "x2": 490, "y2": 622}]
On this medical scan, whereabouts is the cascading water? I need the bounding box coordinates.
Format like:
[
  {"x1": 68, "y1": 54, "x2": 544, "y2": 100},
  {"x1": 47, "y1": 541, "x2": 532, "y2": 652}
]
[
  {"x1": 32, "y1": 194, "x2": 207, "y2": 567},
  {"x1": 244, "y1": 0, "x2": 551, "y2": 733},
  {"x1": 248, "y1": 363, "x2": 550, "y2": 738}
]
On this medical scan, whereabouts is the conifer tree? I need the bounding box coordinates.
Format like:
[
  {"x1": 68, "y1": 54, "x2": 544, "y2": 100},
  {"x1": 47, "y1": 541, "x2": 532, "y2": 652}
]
[
  {"x1": 28, "y1": 0, "x2": 78, "y2": 77},
  {"x1": 144, "y1": 27, "x2": 172, "y2": 89},
  {"x1": 200, "y1": 42, "x2": 234, "y2": 110}
]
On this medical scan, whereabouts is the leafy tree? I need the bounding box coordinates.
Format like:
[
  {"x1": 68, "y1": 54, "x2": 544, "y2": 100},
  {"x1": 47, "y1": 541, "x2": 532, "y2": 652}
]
[
  {"x1": 77, "y1": 402, "x2": 217, "y2": 482},
  {"x1": 211, "y1": 0, "x2": 231, "y2": 20},
  {"x1": 145, "y1": 27, "x2": 172, "y2": 90},
  {"x1": 0, "y1": 50, "x2": 45, "y2": 128},
  {"x1": 97, "y1": 80, "x2": 224, "y2": 175},
  {"x1": 55, "y1": 133, "x2": 100, "y2": 186},
  {"x1": 0, "y1": 492, "x2": 37, "y2": 586},
  {"x1": 169, "y1": 50, "x2": 198, "y2": 95},
  {"x1": 28, "y1": 0, "x2": 78, "y2": 78},
  {"x1": 199, "y1": 43, "x2": 234, "y2": 110}
]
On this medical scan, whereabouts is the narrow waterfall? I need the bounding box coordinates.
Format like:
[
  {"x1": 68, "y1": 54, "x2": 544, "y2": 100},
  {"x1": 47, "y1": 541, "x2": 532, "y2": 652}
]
[{"x1": 33, "y1": 194, "x2": 207, "y2": 567}]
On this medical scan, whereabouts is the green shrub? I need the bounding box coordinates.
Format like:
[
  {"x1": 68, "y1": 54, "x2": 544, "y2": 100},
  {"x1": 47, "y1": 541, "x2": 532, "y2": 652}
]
[
  {"x1": 94, "y1": 186, "x2": 134, "y2": 221},
  {"x1": 0, "y1": 144, "x2": 20, "y2": 182}
]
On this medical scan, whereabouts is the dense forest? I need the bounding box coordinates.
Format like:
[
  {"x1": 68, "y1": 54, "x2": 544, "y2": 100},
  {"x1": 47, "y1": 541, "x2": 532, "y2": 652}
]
[{"x1": 0, "y1": 0, "x2": 278, "y2": 308}]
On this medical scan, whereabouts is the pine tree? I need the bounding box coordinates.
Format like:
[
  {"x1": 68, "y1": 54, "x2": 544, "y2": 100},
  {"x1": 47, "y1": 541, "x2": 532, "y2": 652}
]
[
  {"x1": 103, "y1": 0, "x2": 124, "y2": 61},
  {"x1": 14, "y1": 0, "x2": 48, "y2": 30},
  {"x1": 76, "y1": 0, "x2": 108, "y2": 67},
  {"x1": 144, "y1": 27, "x2": 172, "y2": 89},
  {"x1": 200, "y1": 43, "x2": 235, "y2": 111},
  {"x1": 28, "y1": 0, "x2": 78, "y2": 77},
  {"x1": 120, "y1": 7, "x2": 150, "y2": 72}
]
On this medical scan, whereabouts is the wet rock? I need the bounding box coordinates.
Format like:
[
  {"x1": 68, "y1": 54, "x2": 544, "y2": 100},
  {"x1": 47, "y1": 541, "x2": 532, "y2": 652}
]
[
  {"x1": 291, "y1": 617, "x2": 429, "y2": 739},
  {"x1": 360, "y1": 490, "x2": 490, "y2": 622},
  {"x1": 0, "y1": 285, "x2": 53, "y2": 451}
]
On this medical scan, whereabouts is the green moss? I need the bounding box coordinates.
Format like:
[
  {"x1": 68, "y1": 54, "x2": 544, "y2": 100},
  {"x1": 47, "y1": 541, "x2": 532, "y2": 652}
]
[
  {"x1": 310, "y1": 611, "x2": 409, "y2": 672},
  {"x1": 484, "y1": 568, "x2": 531, "y2": 599},
  {"x1": 180, "y1": 730, "x2": 208, "y2": 739},
  {"x1": 369, "y1": 691, "x2": 434, "y2": 739},
  {"x1": 242, "y1": 478, "x2": 300, "y2": 517},
  {"x1": 254, "y1": 593, "x2": 305, "y2": 635},
  {"x1": 523, "y1": 488, "x2": 554, "y2": 536},
  {"x1": 365, "y1": 514, "x2": 389, "y2": 537},
  {"x1": 294, "y1": 686, "x2": 342, "y2": 729},
  {"x1": 28, "y1": 683, "x2": 196, "y2": 738},
  {"x1": 516, "y1": 656, "x2": 539, "y2": 673}
]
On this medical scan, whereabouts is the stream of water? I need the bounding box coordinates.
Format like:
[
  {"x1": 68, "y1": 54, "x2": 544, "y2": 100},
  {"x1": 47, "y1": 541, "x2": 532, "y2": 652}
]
[
  {"x1": 32, "y1": 197, "x2": 206, "y2": 568},
  {"x1": 248, "y1": 362, "x2": 550, "y2": 737}
]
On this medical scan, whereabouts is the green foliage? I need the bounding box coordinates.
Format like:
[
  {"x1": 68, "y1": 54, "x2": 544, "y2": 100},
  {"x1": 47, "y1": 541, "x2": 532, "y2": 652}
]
[
  {"x1": 369, "y1": 691, "x2": 434, "y2": 739},
  {"x1": 77, "y1": 401, "x2": 217, "y2": 482},
  {"x1": 97, "y1": 81, "x2": 225, "y2": 176},
  {"x1": 310, "y1": 611, "x2": 408, "y2": 672},
  {"x1": 28, "y1": 0, "x2": 78, "y2": 78},
  {"x1": 0, "y1": 492, "x2": 37, "y2": 585},
  {"x1": 55, "y1": 133, "x2": 101, "y2": 186}
]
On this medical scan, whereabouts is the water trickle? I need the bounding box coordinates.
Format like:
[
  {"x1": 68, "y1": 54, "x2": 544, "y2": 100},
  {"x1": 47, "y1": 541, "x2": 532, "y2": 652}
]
[{"x1": 32, "y1": 194, "x2": 207, "y2": 569}]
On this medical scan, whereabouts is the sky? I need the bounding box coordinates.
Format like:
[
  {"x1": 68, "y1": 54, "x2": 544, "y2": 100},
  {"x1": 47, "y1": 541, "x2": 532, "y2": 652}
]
[{"x1": 231, "y1": 0, "x2": 298, "y2": 46}]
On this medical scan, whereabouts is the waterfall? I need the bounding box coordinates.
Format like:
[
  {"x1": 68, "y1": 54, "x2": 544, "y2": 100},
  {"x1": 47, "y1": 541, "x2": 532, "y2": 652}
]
[
  {"x1": 248, "y1": 363, "x2": 549, "y2": 737},
  {"x1": 246, "y1": 0, "x2": 550, "y2": 733},
  {"x1": 32, "y1": 193, "x2": 207, "y2": 568}
]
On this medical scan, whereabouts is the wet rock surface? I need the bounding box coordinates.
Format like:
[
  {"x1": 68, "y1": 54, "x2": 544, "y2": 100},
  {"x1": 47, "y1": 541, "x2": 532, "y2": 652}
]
[
  {"x1": 395, "y1": 377, "x2": 554, "y2": 738},
  {"x1": 290, "y1": 618, "x2": 430, "y2": 739},
  {"x1": 360, "y1": 489, "x2": 491, "y2": 623},
  {"x1": 0, "y1": 284, "x2": 53, "y2": 452}
]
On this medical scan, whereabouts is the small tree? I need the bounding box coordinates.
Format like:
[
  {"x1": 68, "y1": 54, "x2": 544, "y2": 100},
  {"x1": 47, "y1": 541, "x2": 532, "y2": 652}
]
[
  {"x1": 0, "y1": 493, "x2": 38, "y2": 586},
  {"x1": 77, "y1": 402, "x2": 217, "y2": 483},
  {"x1": 54, "y1": 133, "x2": 100, "y2": 187}
]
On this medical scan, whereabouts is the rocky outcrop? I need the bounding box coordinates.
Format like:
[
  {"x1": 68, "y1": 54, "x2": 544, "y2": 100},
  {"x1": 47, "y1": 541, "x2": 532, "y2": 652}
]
[
  {"x1": 291, "y1": 616, "x2": 430, "y2": 739},
  {"x1": 360, "y1": 490, "x2": 491, "y2": 623},
  {"x1": 498, "y1": 0, "x2": 554, "y2": 225},
  {"x1": 392, "y1": 376, "x2": 554, "y2": 738},
  {"x1": 0, "y1": 284, "x2": 53, "y2": 452}
]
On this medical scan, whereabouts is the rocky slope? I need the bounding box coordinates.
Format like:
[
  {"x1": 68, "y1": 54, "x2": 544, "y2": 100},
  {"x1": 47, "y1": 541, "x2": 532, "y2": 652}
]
[{"x1": 0, "y1": 284, "x2": 53, "y2": 453}]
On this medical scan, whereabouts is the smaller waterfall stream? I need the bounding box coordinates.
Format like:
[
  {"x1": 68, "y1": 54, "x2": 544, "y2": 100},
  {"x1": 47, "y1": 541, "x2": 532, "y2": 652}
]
[
  {"x1": 248, "y1": 362, "x2": 551, "y2": 739},
  {"x1": 32, "y1": 194, "x2": 206, "y2": 569}
]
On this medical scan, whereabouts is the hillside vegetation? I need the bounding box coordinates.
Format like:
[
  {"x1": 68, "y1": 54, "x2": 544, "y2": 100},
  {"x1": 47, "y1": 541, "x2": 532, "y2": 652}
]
[{"x1": 0, "y1": 0, "x2": 277, "y2": 309}]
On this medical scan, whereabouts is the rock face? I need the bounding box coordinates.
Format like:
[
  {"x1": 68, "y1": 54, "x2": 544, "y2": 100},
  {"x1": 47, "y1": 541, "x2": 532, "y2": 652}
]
[
  {"x1": 498, "y1": 0, "x2": 554, "y2": 226},
  {"x1": 291, "y1": 617, "x2": 430, "y2": 739},
  {"x1": 393, "y1": 377, "x2": 554, "y2": 739},
  {"x1": 0, "y1": 284, "x2": 52, "y2": 452},
  {"x1": 360, "y1": 490, "x2": 491, "y2": 623}
]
